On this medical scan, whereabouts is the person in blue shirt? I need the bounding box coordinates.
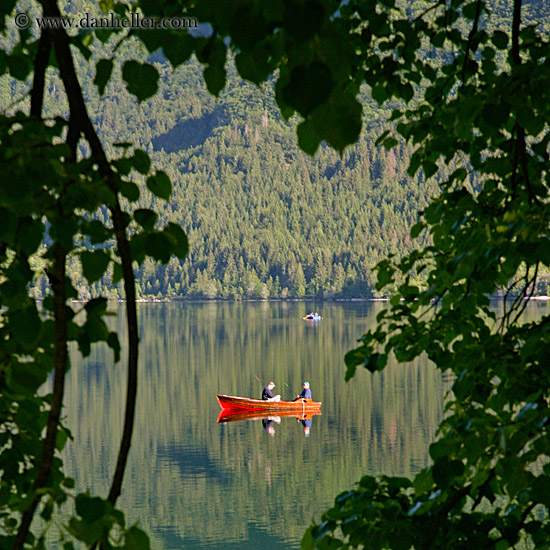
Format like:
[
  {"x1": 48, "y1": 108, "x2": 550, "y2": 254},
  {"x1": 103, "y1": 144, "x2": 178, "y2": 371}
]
[
  {"x1": 262, "y1": 381, "x2": 280, "y2": 402},
  {"x1": 296, "y1": 381, "x2": 312, "y2": 400}
]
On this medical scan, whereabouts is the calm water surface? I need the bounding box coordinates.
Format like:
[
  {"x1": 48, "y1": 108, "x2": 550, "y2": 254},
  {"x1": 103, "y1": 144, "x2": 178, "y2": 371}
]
[{"x1": 62, "y1": 301, "x2": 547, "y2": 549}]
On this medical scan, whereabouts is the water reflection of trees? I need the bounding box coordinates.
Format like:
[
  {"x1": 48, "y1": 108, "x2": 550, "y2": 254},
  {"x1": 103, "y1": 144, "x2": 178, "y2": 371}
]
[{"x1": 61, "y1": 301, "x2": 515, "y2": 548}]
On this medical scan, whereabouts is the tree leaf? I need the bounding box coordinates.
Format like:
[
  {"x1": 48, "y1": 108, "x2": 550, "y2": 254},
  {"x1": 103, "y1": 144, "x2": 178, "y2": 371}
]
[
  {"x1": 81, "y1": 250, "x2": 111, "y2": 284},
  {"x1": 122, "y1": 61, "x2": 159, "y2": 102},
  {"x1": 491, "y1": 31, "x2": 508, "y2": 50},
  {"x1": 134, "y1": 209, "x2": 158, "y2": 231},
  {"x1": 163, "y1": 223, "x2": 189, "y2": 259},
  {"x1": 94, "y1": 59, "x2": 113, "y2": 96},
  {"x1": 75, "y1": 495, "x2": 108, "y2": 524},
  {"x1": 311, "y1": 92, "x2": 362, "y2": 153},
  {"x1": 145, "y1": 232, "x2": 171, "y2": 263},
  {"x1": 282, "y1": 63, "x2": 334, "y2": 116},
  {"x1": 108, "y1": 332, "x2": 121, "y2": 363},
  {"x1": 124, "y1": 525, "x2": 151, "y2": 550},
  {"x1": 297, "y1": 120, "x2": 322, "y2": 156},
  {"x1": 132, "y1": 150, "x2": 151, "y2": 175},
  {"x1": 118, "y1": 180, "x2": 140, "y2": 202},
  {"x1": 204, "y1": 64, "x2": 226, "y2": 97},
  {"x1": 146, "y1": 171, "x2": 172, "y2": 200},
  {"x1": 11, "y1": 305, "x2": 41, "y2": 348}
]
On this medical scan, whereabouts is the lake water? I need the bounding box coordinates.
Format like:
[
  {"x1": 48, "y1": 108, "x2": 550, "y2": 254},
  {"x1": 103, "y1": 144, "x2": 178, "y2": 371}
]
[{"x1": 62, "y1": 300, "x2": 548, "y2": 549}]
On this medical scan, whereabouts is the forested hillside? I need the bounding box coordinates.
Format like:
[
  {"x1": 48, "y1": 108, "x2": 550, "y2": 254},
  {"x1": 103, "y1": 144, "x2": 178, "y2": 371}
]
[
  {"x1": 1, "y1": 53, "x2": 434, "y2": 300},
  {"x1": 2, "y1": 19, "x2": 546, "y2": 300},
  {"x1": 133, "y1": 65, "x2": 433, "y2": 300}
]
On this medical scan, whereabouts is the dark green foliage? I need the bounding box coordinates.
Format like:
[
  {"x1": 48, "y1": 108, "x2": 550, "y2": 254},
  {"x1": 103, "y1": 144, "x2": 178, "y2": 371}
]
[{"x1": 122, "y1": 60, "x2": 158, "y2": 102}]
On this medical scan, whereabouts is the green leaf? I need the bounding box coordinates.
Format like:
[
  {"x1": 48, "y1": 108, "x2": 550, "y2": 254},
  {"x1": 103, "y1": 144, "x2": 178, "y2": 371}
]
[
  {"x1": 382, "y1": 136, "x2": 398, "y2": 150},
  {"x1": 301, "y1": 526, "x2": 316, "y2": 550},
  {"x1": 410, "y1": 222, "x2": 424, "y2": 239},
  {"x1": 163, "y1": 223, "x2": 189, "y2": 259},
  {"x1": 85, "y1": 220, "x2": 113, "y2": 245},
  {"x1": 0, "y1": 207, "x2": 17, "y2": 244},
  {"x1": 462, "y1": 2, "x2": 479, "y2": 20},
  {"x1": 50, "y1": 215, "x2": 78, "y2": 251},
  {"x1": 77, "y1": 331, "x2": 91, "y2": 358},
  {"x1": 145, "y1": 233, "x2": 171, "y2": 263},
  {"x1": 375, "y1": 260, "x2": 395, "y2": 290},
  {"x1": 73, "y1": 31, "x2": 94, "y2": 60},
  {"x1": 132, "y1": 150, "x2": 151, "y2": 175},
  {"x1": 482, "y1": 103, "x2": 509, "y2": 127},
  {"x1": 432, "y1": 457, "x2": 465, "y2": 488},
  {"x1": 146, "y1": 171, "x2": 172, "y2": 200},
  {"x1": 17, "y1": 219, "x2": 44, "y2": 255},
  {"x1": 85, "y1": 315, "x2": 109, "y2": 343},
  {"x1": 530, "y1": 475, "x2": 550, "y2": 507},
  {"x1": 11, "y1": 363, "x2": 48, "y2": 395},
  {"x1": 94, "y1": 59, "x2": 113, "y2": 96},
  {"x1": 282, "y1": 63, "x2": 334, "y2": 116},
  {"x1": 118, "y1": 180, "x2": 140, "y2": 202},
  {"x1": 344, "y1": 347, "x2": 364, "y2": 381},
  {"x1": 11, "y1": 305, "x2": 41, "y2": 348},
  {"x1": 371, "y1": 85, "x2": 388, "y2": 104},
  {"x1": 413, "y1": 468, "x2": 433, "y2": 496},
  {"x1": 7, "y1": 53, "x2": 33, "y2": 81},
  {"x1": 122, "y1": 61, "x2": 159, "y2": 102},
  {"x1": 200, "y1": 38, "x2": 227, "y2": 96},
  {"x1": 162, "y1": 34, "x2": 194, "y2": 67},
  {"x1": 81, "y1": 250, "x2": 111, "y2": 284},
  {"x1": 311, "y1": 92, "x2": 362, "y2": 153},
  {"x1": 363, "y1": 353, "x2": 387, "y2": 373},
  {"x1": 422, "y1": 161, "x2": 438, "y2": 178},
  {"x1": 55, "y1": 427, "x2": 69, "y2": 451},
  {"x1": 112, "y1": 261, "x2": 124, "y2": 285},
  {"x1": 134, "y1": 209, "x2": 158, "y2": 231},
  {"x1": 67, "y1": 517, "x2": 103, "y2": 545},
  {"x1": 75, "y1": 495, "x2": 108, "y2": 523},
  {"x1": 491, "y1": 31, "x2": 508, "y2": 49},
  {"x1": 204, "y1": 64, "x2": 226, "y2": 97},
  {"x1": 235, "y1": 48, "x2": 270, "y2": 84},
  {"x1": 62, "y1": 477, "x2": 76, "y2": 489},
  {"x1": 124, "y1": 525, "x2": 151, "y2": 550},
  {"x1": 85, "y1": 297, "x2": 108, "y2": 315},
  {"x1": 134, "y1": 29, "x2": 164, "y2": 54},
  {"x1": 108, "y1": 332, "x2": 121, "y2": 363},
  {"x1": 297, "y1": 120, "x2": 322, "y2": 156}
]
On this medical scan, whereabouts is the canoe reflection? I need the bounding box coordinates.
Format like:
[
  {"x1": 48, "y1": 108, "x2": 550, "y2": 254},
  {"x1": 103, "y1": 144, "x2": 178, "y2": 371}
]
[{"x1": 217, "y1": 409, "x2": 321, "y2": 436}]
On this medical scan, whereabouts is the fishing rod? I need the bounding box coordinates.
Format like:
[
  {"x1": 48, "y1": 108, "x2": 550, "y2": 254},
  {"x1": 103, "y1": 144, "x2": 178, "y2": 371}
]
[{"x1": 255, "y1": 375, "x2": 288, "y2": 387}]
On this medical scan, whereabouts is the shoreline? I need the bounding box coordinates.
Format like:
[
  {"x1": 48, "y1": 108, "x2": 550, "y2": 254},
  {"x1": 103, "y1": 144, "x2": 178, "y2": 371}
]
[{"x1": 66, "y1": 295, "x2": 550, "y2": 304}]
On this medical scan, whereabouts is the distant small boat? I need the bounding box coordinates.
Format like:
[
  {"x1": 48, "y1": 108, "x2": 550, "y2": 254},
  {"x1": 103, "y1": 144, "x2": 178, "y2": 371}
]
[
  {"x1": 217, "y1": 409, "x2": 321, "y2": 424},
  {"x1": 303, "y1": 314, "x2": 322, "y2": 321},
  {"x1": 217, "y1": 394, "x2": 322, "y2": 413}
]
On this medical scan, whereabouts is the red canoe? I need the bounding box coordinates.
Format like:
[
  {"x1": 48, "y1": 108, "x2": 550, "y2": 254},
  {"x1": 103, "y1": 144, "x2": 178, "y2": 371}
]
[{"x1": 216, "y1": 394, "x2": 322, "y2": 413}]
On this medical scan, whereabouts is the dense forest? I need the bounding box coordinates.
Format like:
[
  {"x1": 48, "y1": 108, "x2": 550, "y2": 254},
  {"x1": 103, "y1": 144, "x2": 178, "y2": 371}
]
[{"x1": 1, "y1": 47, "x2": 438, "y2": 299}]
